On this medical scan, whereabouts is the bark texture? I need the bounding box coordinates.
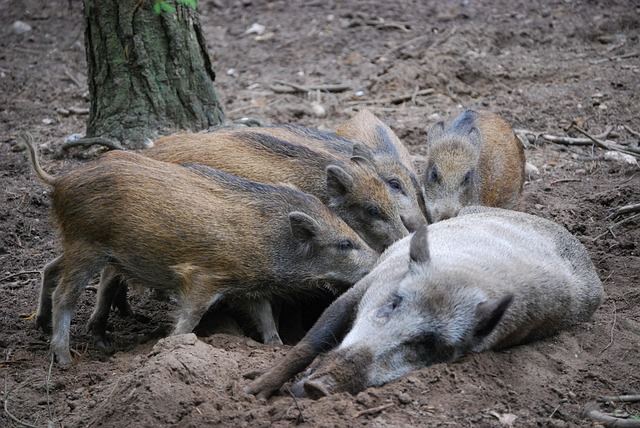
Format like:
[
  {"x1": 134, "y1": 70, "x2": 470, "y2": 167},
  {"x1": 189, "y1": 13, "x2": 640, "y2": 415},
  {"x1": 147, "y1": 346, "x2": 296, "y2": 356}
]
[{"x1": 84, "y1": 0, "x2": 224, "y2": 148}]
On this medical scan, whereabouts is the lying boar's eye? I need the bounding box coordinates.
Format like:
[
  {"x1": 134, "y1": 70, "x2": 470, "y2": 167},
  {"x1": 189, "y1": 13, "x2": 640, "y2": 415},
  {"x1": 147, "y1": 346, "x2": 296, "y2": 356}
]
[
  {"x1": 388, "y1": 179, "x2": 405, "y2": 194},
  {"x1": 377, "y1": 293, "x2": 403, "y2": 318},
  {"x1": 336, "y1": 239, "x2": 355, "y2": 251}
]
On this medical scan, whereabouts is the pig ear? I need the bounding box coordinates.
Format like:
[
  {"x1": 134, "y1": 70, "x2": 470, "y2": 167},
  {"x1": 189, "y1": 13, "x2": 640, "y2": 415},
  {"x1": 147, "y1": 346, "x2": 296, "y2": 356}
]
[
  {"x1": 289, "y1": 211, "x2": 320, "y2": 243},
  {"x1": 426, "y1": 122, "x2": 446, "y2": 146},
  {"x1": 351, "y1": 142, "x2": 376, "y2": 164},
  {"x1": 409, "y1": 223, "x2": 430, "y2": 265},
  {"x1": 466, "y1": 127, "x2": 483, "y2": 147},
  {"x1": 326, "y1": 165, "x2": 355, "y2": 197},
  {"x1": 473, "y1": 293, "x2": 514, "y2": 339}
]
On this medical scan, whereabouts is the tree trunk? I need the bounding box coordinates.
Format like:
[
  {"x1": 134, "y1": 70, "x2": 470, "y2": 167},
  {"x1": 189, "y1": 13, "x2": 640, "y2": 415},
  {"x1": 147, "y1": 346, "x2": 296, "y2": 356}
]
[{"x1": 83, "y1": 0, "x2": 225, "y2": 149}]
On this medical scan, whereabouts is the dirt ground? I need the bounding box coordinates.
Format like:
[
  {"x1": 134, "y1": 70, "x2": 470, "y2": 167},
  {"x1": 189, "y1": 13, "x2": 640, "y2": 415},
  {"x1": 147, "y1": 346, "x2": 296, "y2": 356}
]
[{"x1": 1, "y1": 0, "x2": 639, "y2": 426}]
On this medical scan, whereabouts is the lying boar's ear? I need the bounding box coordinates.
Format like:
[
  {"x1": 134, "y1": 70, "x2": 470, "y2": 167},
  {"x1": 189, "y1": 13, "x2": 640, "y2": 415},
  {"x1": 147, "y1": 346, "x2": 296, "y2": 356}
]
[
  {"x1": 289, "y1": 211, "x2": 320, "y2": 243},
  {"x1": 473, "y1": 293, "x2": 514, "y2": 339},
  {"x1": 326, "y1": 165, "x2": 355, "y2": 198},
  {"x1": 426, "y1": 122, "x2": 446, "y2": 146},
  {"x1": 409, "y1": 223, "x2": 430, "y2": 265}
]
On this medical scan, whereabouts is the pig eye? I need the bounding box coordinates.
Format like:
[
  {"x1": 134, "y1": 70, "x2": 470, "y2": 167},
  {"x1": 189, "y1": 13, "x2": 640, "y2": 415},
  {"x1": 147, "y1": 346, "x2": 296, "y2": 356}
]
[
  {"x1": 428, "y1": 166, "x2": 439, "y2": 183},
  {"x1": 388, "y1": 179, "x2": 402, "y2": 190},
  {"x1": 365, "y1": 204, "x2": 383, "y2": 219},
  {"x1": 336, "y1": 239, "x2": 355, "y2": 251},
  {"x1": 376, "y1": 293, "x2": 403, "y2": 318},
  {"x1": 462, "y1": 171, "x2": 473, "y2": 186}
]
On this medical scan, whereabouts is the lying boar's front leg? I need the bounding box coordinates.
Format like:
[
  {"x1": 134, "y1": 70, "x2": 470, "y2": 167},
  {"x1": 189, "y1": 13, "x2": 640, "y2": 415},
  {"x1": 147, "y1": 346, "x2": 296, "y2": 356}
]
[{"x1": 243, "y1": 281, "x2": 368, "y2": 399}]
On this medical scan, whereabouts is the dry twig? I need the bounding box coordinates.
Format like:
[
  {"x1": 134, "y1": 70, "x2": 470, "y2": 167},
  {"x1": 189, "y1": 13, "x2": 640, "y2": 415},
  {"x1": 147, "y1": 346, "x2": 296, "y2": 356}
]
[
  {"x1": 60, "y1": 136, "x2": 124, "y2": 152},
  {"x1": 592, "y1": 51, "x2": 640, "y2": 65},
  {"x1": 0, "y1": 271, "x2": 41, "y2": 282},
  {"x1": 269, "y1": 81, "x2": 351, "y2": 94},
  {"x1": 568, "y1": 124, "x2": 640, "y2": 158},
  {"x1": 600, "y1": 301, "x2": 617, "y2": 354},
  {"x1": 347, "y1": 88, "x2": 435, "y2": 106},
  {"x1": 583, "y1": 401, "x2": 640, "y2": 427},
  {"x1": 3, "y1": 376, "x2": 41, "y2": 428},
  {"x1": 598, "y1": 396, "x2": 640, "y2": 403},
  {"x1": 594, "y1": 213, "x2": 640, "y2": 241},
  {"x1": 355, "y1": 402, "x2": 395, "y2": 417}
]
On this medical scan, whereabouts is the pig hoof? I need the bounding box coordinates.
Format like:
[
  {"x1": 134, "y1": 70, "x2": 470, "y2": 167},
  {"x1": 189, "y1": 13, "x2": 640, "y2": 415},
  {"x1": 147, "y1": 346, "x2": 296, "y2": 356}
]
[
  {"x1": 94, "y1": 337, "x2": 114, "y2": 354},
  {"x1": 262, "y1": 334, "x2": 283, "y2": 345},
  {"x1": 303, "y1": 380, "x2": 330, "y2": 400},
  {"x1": 35, "y1": 315, "x2": 52, "y2": 334},
  {"x1": 243, "y1": 369, "x2": 265, "y2": 380},
  {"x1": 54, "y1": 350, "x2": 72, "y2": 366}
]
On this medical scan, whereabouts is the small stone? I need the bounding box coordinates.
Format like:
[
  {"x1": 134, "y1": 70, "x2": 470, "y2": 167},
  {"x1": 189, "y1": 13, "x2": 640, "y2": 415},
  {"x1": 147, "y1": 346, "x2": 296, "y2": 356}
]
[
  {"x1": 311, "y1": 102, "x2": 326, "y2": 118},
  {"x1": 11, "y1": 21, "x2": 32, "y2": 35},
  {"x1": 397, "y1": 393, "x2": 412, "y2": 404},
  {"x1": 245, "y1": 23, "x2": 265, "y2": 35},
  {"x1": 42, "y1": 118, "x2": 54, "y2": 125},
  {"x1": 534, "y1": 204, "x2": 544, "y2": 210}
]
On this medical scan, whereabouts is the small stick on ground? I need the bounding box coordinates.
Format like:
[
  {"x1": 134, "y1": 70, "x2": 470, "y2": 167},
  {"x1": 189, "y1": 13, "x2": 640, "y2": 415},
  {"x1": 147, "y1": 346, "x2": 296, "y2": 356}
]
[
  {"x1": 60, "y1": 137, "x2": 124, "y2": 152},
  {"x1": 600, "y1": 301, "x2": 617, "y2": 354},
  {"x1": 583, "y1": 401, "x2": 640, "y2": 427},
  {"x1": 355, "y1": 402, "x2": 395, "y2": 418},
  {"x1": 610, "y1": 203, "x2": 640, "y2": 218},
  {"x1": 550, "y1": 178, "x2": 582, "y2": 185},
  {"x1": 289, "y1": 390, "x2": 305, "y2": 424},
  {"x1": 568, "y1": 124, "x2": 640, "y2": 158},
  {"x1": 0, "y1": 271, "x2": 41, "y2": 282},
  {"x1": 592, "y1": 51, "x2": 640, "y2": 65},
  {"x1": 270, "y1": 81, "x2": 351, "y2": 94},
  {"x1": 347, "y1": 88, "x2": 435, "y2": 106},
  {"x1": 593, "y1": 213, "x2": 640, "y2": 241},
  {"x1": 598, "y1": 395, "x2": 640, "y2": 403},
  {"x1": 622, "y1": 125, "x2": 640, "y2": 139},
  {"x1": 3, "y1": 376, "x2": 40, "y2": 428}
]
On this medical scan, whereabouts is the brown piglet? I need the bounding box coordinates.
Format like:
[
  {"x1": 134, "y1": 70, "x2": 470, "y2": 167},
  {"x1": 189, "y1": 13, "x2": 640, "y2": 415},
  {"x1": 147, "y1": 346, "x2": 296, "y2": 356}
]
[
  {"x1": 147, "y1": 129, "x2": 409, "y2": 253},
  {"x1": 20, "y1": 134, "x2": 378, "y2": 365},
  {"x1": 420, "y1": 110, "x2": 525, "y2": 223}
]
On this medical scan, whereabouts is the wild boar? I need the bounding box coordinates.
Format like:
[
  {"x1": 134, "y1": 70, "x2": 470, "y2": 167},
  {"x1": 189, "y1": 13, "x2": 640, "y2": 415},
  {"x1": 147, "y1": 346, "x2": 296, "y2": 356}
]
[
  {"x1": 250, "y1": 111, "x2": 427, "y2": 230},
  {"x1": 244, "y1": 206, "x2": 603, "y2": 399},
  {"x1": 421, "y1": 110, "x2": 526, "y2": 223},
  {"x1": 147, "y1": 130, "x2": 409, "y2": 253},
  {"x1": 21, "y1": 134, "x2": 379, "y2": 365},
  {"x1": 335, "y1": 110, "x2": 428, "y2": 230}
]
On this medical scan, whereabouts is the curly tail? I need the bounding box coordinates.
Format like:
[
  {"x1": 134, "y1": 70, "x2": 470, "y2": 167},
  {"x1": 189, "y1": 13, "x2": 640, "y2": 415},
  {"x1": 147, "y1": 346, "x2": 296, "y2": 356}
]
[{"x1": 19, "y1": 132, "x2": 56, "y2": 186}]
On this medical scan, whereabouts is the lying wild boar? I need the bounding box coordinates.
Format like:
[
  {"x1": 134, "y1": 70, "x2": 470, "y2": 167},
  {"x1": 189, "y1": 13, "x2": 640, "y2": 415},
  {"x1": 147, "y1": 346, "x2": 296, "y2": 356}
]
[
  {"x1": 244, "y1": 206, "x2": 603, "y2": 398},
  {"x1": 21, "y1": 135, "x2": 378, "y2": 365},
  {"x1": 421, "y1": 110, "x2": 525, "y2": 223},
  {"x1": 147, "y1": 130, "x2": 409, "y2": 253}
]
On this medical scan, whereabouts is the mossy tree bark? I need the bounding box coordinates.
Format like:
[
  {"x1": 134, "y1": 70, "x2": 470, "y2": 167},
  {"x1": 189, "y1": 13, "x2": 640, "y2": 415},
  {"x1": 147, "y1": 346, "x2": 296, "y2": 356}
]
[{"x1": 83, "y1": 0, "x2": 224, "y2": 149}]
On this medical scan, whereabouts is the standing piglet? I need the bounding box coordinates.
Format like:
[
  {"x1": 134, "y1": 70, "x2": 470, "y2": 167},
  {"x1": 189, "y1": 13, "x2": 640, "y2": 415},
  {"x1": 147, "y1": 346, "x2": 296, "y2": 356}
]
[
  {"x1": 148, "y1": 129, "x2": 409, "y2": 253},
  {"x1": 421, "y1": 110, "x2": 525, "y2": 223},
  {"x1": 21, "y1": 135, "x2": 378, "y2": 365},
  {"x1": 244, "y1": 206, "x2": 603, "y2": 398}
]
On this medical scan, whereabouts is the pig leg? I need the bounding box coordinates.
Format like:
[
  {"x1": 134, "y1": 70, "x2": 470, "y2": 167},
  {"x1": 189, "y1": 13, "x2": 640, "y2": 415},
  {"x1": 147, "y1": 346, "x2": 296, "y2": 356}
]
[
  {"x1": 172, "y1": 269, "x2": 223, "y2": 335},
  {"x1": 241, "y1": 298, "x2": 282, "y2": 345},
  {"x1": 86, "y1": 265, "x2": 122, "y2": 353},
  {"x1": 51, "y1": 253, "x2": 105, "y2": 365},
  {"x1": 36, "y1": 255, "x2": 63, "y2": 333},
  {"x1": 243, "y1": 280, "x2": 368, "y2": 399}
]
